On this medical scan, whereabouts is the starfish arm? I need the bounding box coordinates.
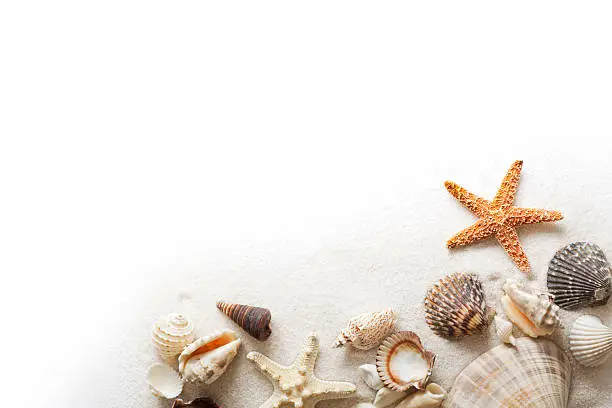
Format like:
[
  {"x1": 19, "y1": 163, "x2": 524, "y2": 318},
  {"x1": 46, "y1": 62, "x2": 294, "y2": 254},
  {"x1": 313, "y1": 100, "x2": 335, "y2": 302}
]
[
  {"x1": 309, "y1": 377, "x2": 357, "y2": 402},
  {"x1": 447, "y1": 219, "x2": 497, "y2": 248},
  {"x1": 491, "y1": 160, "x2": 523, "y2": 209},
  {"x1": 294, "y1": 333, "x2": 319, "y2": 373},
  {"x1": 495, "y1": 226, "x2": 530, "y2": 273},
  {"x1": 506, "y1": 207, "x2": 564, "y2": 226},
  {"x1": 444, "y1": 181, "x2": 491, "y2": 217},
  {"x1": 247, "y1": 351, "x2": 288, "y2": 382}
]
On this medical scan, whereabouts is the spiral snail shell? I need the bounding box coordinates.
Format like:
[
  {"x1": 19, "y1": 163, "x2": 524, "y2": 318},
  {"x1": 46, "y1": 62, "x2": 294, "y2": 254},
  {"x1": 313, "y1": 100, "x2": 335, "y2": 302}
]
[
  {"x1": 216, "y1": 301, "x2": 272, "y2": 341},
  {"x1": 152, "y1": 313, "x2": 196, "y2": 359}
]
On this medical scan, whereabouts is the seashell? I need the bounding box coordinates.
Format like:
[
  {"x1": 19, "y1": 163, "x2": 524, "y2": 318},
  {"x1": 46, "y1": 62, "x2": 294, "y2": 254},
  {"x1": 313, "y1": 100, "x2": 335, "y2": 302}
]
[
  {"x1": 501, "y1": 279, "x2": 560, "y2": 338},
  {"x1": 494, "y1": 316, "x2": 516, "y2": 346},
  {"x1": 359, "y1": 364, "x2": 384, "y2": 390},
  {"x1": 216, "y1": 301, "x2": 272, "y2": 341},
  {"x1": 568, "y1": 315, "x2": 612, "y2": 367},
  {"x1": 146, "y1": 363, "x2": 183, "y2": 399},
  {"x1": 355, "y1": 404, "x2": 375, "y2": 408},
  {"x1": 547, "y1": 242, "x2": 612, "y2": 310},
  {"x1": 152, "y1": 313, "x2": 196, "y2": 359},
  {"x1": 334, "y1": 308, "x2": 398, "y2": 350},
  {"x1": 374, "y1": 387, "x2": 408, "y2": 408},
  {"x1": 424, "y1": 272, "x2": 489, "y2": 337},
  {"x1": 396, "y1": 383, "x2": 446, "y2": 408},
  {"x1": 376, "y1": 331, "x2": 436, "y2": 392},
  {"x1": 172, "y1": 397, "x2": 219, "y2": 408},
  {"x1": 445, "y1": 337, "x2": 571, "y2": 408},
  {"x1": 178, "y1": 329, "x2": 241, "y2": 384}
]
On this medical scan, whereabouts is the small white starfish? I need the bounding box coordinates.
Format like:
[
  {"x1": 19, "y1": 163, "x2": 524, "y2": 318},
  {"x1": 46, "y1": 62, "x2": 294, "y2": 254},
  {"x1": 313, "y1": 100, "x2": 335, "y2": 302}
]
[{"x1": 247, "y1": 332, "x2": 357, "y2": 408}]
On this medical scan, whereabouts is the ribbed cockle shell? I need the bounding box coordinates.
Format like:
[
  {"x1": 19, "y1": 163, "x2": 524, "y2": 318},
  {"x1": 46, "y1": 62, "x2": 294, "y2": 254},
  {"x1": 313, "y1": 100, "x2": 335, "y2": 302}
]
[
  {"x1": 216, "y1": 301, "x2": 272, "y2": 341},
  {"x1": 569, "y1": 315, "x2": 612, "y2": 367}
]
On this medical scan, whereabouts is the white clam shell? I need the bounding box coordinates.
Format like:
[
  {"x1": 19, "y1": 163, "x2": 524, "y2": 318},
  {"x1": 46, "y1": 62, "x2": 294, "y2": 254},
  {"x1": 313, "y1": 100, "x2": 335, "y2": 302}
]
[
  {"x1": 373, "y1": 387, "x2": 407, "y2": 408},
  {"x1": 569, "y1": 315, "x2": 612, "y2": 367},
  {"x1": 152, "y1": 313, "x2": 196, "y2": 359},
  {"x1": 396, "y1": 383, "x2": 446, "y2": 408},
  {"x1": 494, "y1": 316, "x2": 516, "y2": 346},
  {"x1": 501, "y1": 280, "x2": 559, "y2": 338},
  {"x1": 146, "y1": 363, "x2": 183, "y2": 399},
  {"x1": 178, "y1": 329, "x2": 241, "y2": 384},
  {"x1": 359, "y1": 364, "x2": 383, "y2": 390}
]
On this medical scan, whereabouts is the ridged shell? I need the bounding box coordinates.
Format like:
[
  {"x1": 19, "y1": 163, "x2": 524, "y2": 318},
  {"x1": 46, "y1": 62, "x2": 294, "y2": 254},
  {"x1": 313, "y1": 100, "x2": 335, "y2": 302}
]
[
  {"x1": 178, "y1": 329, "x2": 241, "y2": 384},
  {"x1": 146, "y1": 363, "x2": 183, "y2": 399},
  {"x1": 216, "y1": 301, "x2": 272, "y2": 341},
  {"x1": 444, "y1": 338, "x2": 571, "y2": 408},
  {"x1": 152, "y1": 313, "x2": 196, "y2": 359},
  {"x1": 547, "y1": 242, "x2": 612, "y2": 309},
  {"x1": 396, "y1": 383, "x2": 446, "y2": 408},
  {"x1": 569, "y1": 315, "x2": 612, "y2": 367},
  {"x1": 494, "y1": 316, "x2": 516, "y2": 346},
  {"x1": 376, "y1": 331, "x2": 436, "y2": 392},
  {"x1": 424, "y1": 273, "x2": 488, "y2": 337},
  {"x1": 334, "y1": 308, "x2": 398, "y2": 350},
  {"x1": 172, "y1": 398, "x2": 219, "y2": 408},
  {"x1": 501, "y1": 280, "x2": 560, "y2": 338}
]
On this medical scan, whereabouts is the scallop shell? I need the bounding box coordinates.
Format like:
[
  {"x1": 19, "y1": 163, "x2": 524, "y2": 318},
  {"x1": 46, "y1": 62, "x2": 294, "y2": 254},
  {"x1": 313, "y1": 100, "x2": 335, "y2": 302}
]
[
  {"x1": 152, "y1": 313, "x2": 196, "y2": 359},
  {"x1": 501, "y1": 280, "x2": 560, "y2": 338},
  {"x1": 494, "y1": 316, "x2": 516, "y2": 346},
  {"x1": 547, "y1": 242, "x2": 612, "y2": 309},
  {"x1": 568, "y1": 314, "x2": 612, "y2": 367},
  {"x1": 373, "y1": 387, "x2": 408, "y2": 408},
  {"x1": 396, "y1": 383, "x2": 446, "y2": 408},
  {"x1": 216, "y1": 301, "x2": 272, "y2": 341},
  {"x1": 178, "y1": 329, "x2": 241, "y2": 384},
  {"x1": 376, "y1": 331, "x2": 436, "y2": 392},
  {"x1": 424, "y1": 272, "x2": 489, "y2": 337},
  {"x1": 146, "y1": 363, "x2": 183, "y2": 399},
  {"x1": 444, "y1": 337, "x2": 571, "y2": 408},
  {"x1": 334, "y1": 308, "x2": 398, "y2": 350},
  {"x1": 359, "y1": 364, "x2": 384, "y2": 390},
  {"x1": 172, "y1": 397, "x2": 219, "y2": 408}
]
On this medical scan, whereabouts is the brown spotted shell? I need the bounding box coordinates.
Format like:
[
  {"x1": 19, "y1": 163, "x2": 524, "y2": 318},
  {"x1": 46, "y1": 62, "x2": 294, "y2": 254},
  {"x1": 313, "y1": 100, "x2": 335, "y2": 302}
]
[
  {"x1": 216, "y1": 301, "x2": 272, "y2": 341},
  {"x1": 424, "y1": 272, "x2": 489, "y2": 337}
]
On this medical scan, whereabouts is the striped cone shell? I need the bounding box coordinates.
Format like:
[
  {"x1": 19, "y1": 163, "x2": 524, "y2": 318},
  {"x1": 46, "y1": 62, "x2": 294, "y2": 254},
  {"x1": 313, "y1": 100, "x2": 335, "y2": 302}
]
[
  {"x1": 424, "y1": 272, "x2": 489, "y2": 337},
  {"x1": 216, "y1": 301, "x2": 272, "y2": 341},
  {"x1": 547, "y1": 242, "x2": 612, "y2": 309},
  {"x1": 444, "y1": 338, "x2": 571, "y2": 408}
]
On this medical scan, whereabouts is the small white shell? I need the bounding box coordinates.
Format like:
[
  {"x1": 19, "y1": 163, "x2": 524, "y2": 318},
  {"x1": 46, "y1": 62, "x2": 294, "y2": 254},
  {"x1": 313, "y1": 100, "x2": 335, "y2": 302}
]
[
  {"x1": 373, "y1": 387, "x2": 407, "y2": 408},
  {"x1": 494, "y1": 316, "x2": 516, "y2": 346},
  {"x1": 178, "y1": 329, "x2": 241, "y2": 384},
  {"x1": 396, "y1": 383, "x2": 446, "y2": 408},
  {"x1": 146, "y1": 363, "x2": 183, "y2": 399},
  {"x1": 569, "y1": 315, "x2": 612, "y2": 367},
  {"x1": 152, "y1": 313, "x2": 196, "y2": 359},
  {"x1": 359, "y1": 364, "x2": 383, "y2": 390}
]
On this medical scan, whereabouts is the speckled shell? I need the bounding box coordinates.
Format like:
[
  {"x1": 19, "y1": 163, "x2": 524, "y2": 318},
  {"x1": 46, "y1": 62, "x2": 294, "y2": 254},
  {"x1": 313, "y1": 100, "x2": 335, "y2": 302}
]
[
  {"x1": 152, "y1": 313, "x2": 196, "y2": 359},
  {"x1": 334, "y1": 308, "x2": 398, "y2": 350},
  {"x1": 547, "y1": 242, "x2": 612, "y2": 310},
  {"x1": 424, "y1": 273, "x2": 488, "y2": 337},
  {"x1": 376, "y1": 331, "x2": 436, "y2": 392},
  {"x1": 569, "y1": 315, "x2": 612, "y2": 367},
  {"x1": 172, "y1": 398, "x2": 219, "y2": 408},
  {"x1": 146, "y1": 363, "x2": 183, "y2": 399},
  {"x1": 216, "y1": 301, "x2": 272, "y2": 341},
  {"x1": 444, "y1": 338, "x2": 571, "y2": 408},
  {"x1": 178, "y1": 329, "x2": 241, "y2": 384}
]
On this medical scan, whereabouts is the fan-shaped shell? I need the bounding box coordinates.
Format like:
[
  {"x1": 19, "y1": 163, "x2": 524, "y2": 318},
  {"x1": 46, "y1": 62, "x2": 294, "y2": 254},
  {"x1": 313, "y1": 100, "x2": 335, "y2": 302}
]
[
  {"x1": 146, "y1": 363, "x2": 183, "y2": 399},
  {"x1": 569, "y1": 315, "x2": 612, "y2": 367},
  {"x1": 424, "y1": 272, "x2": 488, "y2": 337},
  {"x1": 376, "y1": 331, "x2": 436, "y2": 392},
  {"x1": 444, "y1": 338, "x2": 571, "y2": 408},
  {"x1": 152, "y1": 313, "x2": 196, "y2": 359},
  {"x1": 501, "y1": 280, "x2": 560, "y2": 338},
  {"x1": 547, "y1": 242, "x2": 612, "y2": 309},
  {"x1": 334, "y1": 308, "x2": 398, "y2": 350},
  {"x1": 216, "y1": 301, "x2": 272, "y2": 341},
  {"x1": 178, "y1": 329, "x2": 241, "y2": 384}
]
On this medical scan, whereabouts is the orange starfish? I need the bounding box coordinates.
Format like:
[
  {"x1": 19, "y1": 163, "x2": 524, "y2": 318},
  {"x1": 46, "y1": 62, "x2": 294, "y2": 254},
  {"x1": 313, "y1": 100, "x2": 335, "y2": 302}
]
[{"x1": 445, "y1": 160, "x2": 563, "y2": 273}]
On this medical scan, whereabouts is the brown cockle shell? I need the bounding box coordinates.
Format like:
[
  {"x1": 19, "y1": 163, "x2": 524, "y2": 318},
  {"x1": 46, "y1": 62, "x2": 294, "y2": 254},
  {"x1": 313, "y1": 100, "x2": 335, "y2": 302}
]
[
  {"x1": 216, "y1": 301, "x2": 272, "y2": 341},
  {"x1": 424, "y1": 272, "x2": 489, "y2": 337}
]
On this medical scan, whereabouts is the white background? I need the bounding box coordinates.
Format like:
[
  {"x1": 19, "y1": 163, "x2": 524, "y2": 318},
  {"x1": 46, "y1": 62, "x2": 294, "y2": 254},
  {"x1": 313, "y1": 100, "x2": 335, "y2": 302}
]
[{"x1": 1, "y1": 2, "x2": 612, "y2": 407}]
